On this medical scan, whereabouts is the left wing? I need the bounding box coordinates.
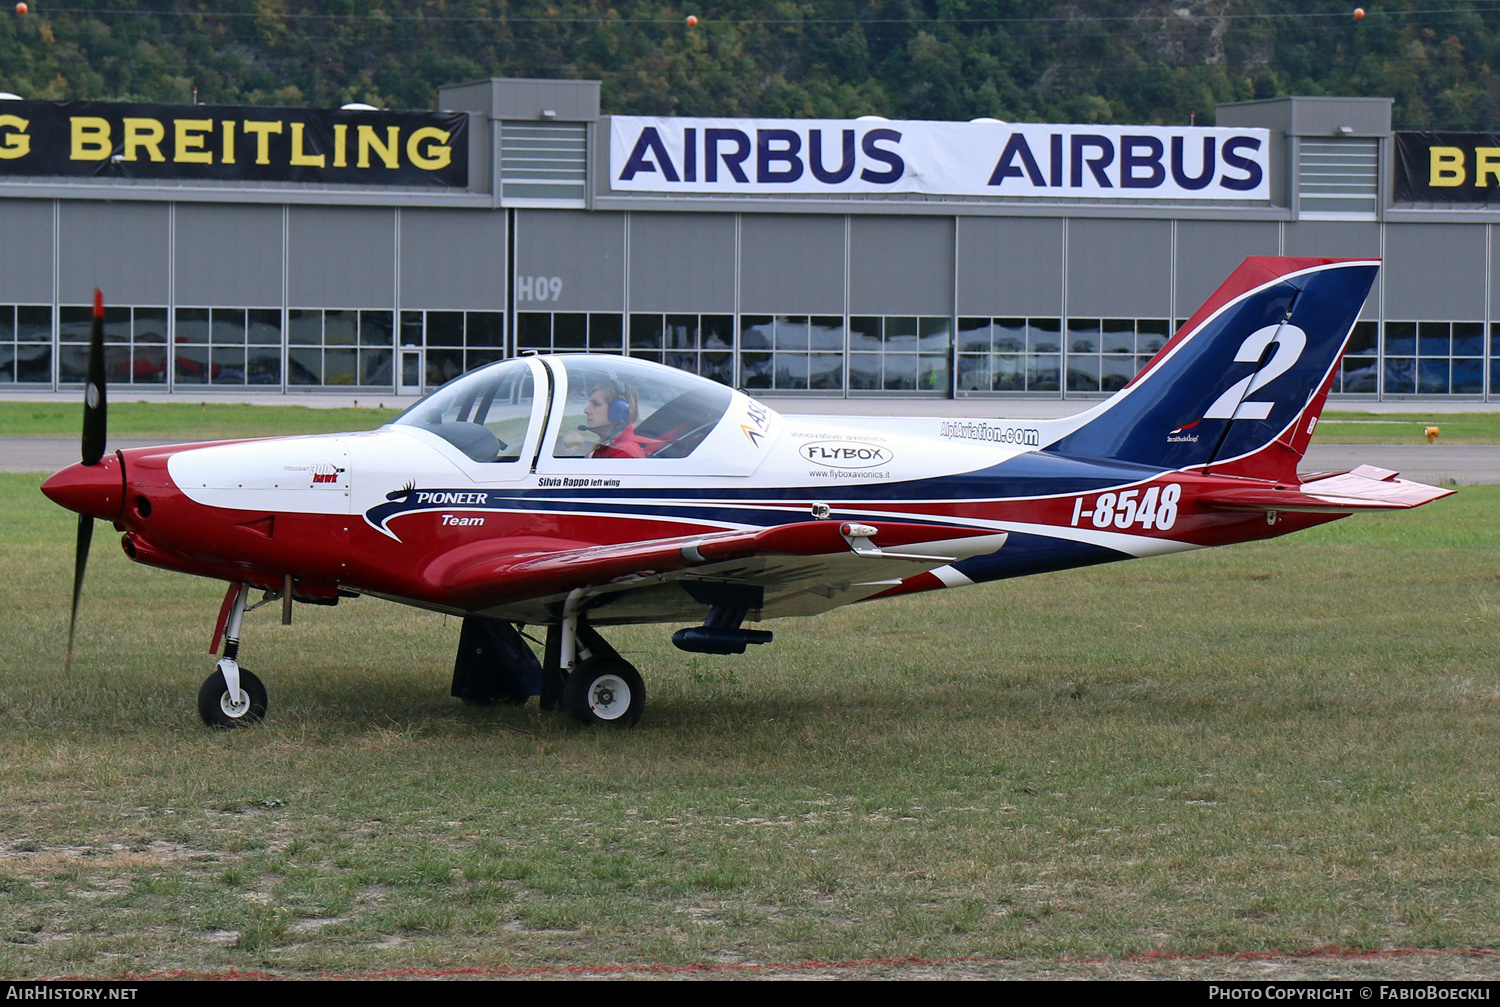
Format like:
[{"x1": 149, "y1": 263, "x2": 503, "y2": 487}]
[{"x1": 416, "y1": 520, "x2": 1008, "y2": 617}]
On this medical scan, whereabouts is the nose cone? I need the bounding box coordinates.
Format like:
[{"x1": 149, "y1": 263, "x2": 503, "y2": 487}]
[{"x1": 42, "y1": 455, "x2": 124, "y2": 521}]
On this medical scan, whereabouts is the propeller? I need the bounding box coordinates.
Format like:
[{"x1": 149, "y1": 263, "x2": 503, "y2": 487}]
[{"x1": 65, "y1": 289, "x2": 106, "y2": 673}]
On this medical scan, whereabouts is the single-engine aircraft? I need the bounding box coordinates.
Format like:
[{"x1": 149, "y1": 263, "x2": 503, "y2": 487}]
[{"x1": 43, "y1": 257, "x2": 1452, "y2": 728}]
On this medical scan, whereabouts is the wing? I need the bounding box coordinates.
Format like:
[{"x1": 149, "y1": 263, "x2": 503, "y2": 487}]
[
  {"x1": 1198, "y1": 465, "x2": 1454, "y2": 513},
  {"x1": 416, "y1": 520, "x2": 1009, "y2": 622}
]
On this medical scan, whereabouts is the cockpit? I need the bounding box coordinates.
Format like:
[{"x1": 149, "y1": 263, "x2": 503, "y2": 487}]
[
  {"x1": 392, "y1": 355, "x2": 737, "y2": 465},
  {"x1": 550, "y1": 356, "x2": 732, "y2": 460}
]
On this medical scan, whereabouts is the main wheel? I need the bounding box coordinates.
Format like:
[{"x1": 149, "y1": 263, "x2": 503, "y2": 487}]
[
  {"x1": 197, "y1": 667, "x2": 268, "y2": 728},
  {"x1": 562, "y1": 659, "x2": 645, "y2": 727}
]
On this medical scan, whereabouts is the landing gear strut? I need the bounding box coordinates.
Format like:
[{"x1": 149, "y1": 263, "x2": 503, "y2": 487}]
[
  {"x1": 547, "y1": 589, "x2": 647, "y2": 727},
  {"x1": 199, "y1": 583, "x2": 268, "y2": 728}
]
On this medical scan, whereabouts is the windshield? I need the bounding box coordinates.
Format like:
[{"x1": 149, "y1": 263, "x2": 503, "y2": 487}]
[
  {"x1": 393, "y1": 358, "x2": 535, "y2": 463},
  {"x1": 552, "y1": 356, "x2": 733, "y2": 460}
]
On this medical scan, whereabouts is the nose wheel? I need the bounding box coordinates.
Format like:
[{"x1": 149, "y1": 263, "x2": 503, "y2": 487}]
[{"x1": 198, "y1": 662, "x2": 268, "y2": 728}]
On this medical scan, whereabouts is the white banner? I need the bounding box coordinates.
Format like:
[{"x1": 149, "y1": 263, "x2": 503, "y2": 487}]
[{"x1": 609, "y1": 117, "x2": 1270, "y2": 200}]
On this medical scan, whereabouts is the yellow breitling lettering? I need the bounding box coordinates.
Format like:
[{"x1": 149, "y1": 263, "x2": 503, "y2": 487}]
[
  {"x1": 242, "y1": 120, "x2": 283, "y2": 165},
  {"x1": 0, "y1": 114, "x2": 30, "y2": 159},
  {"x1": 174, "y1": 118, "x2": 213, "y2": 164},
  {"x1": 122, "y1": 117, "x2": 166, "y2": 162},
  {"x1": 406, "y1": 126, "x2": 452, "y2": 170},
  {"x1": 357, "y1": 124, "x2": 399, "y2": 168},
  {"x1": 70, "y1": 116, "x2": 111, "y2": 160},
  {"x1": 1476, "y1": 147, "x2": 1500, "y2": 188},
  {"x1": 289, "y1": 122, "x2": 325, "y2": 167},
  {"x1": 1429, "y1": 146, "x2": 1465, "y2": 186}
]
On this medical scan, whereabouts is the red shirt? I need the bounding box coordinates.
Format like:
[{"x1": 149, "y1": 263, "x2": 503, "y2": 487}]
[{"x1": 591, "y1": 425, "x2": 647, "y2": 459}]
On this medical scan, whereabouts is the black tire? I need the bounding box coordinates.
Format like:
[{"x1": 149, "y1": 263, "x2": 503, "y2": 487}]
[
  {"x1": 562, "y1": 659, "x2": 645, "y2": 727},
  {"x1": 197, "y1": 667, "x2": 268, "y2": 728}
]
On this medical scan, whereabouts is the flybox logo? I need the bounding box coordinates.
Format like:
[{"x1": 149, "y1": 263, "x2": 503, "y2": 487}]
[
  {"x1": 611, "y1": 117, "x2": 1269, "y2": 200},
  {"x1": 799, "y1": 441, "x2": 893, "y2": 469}
]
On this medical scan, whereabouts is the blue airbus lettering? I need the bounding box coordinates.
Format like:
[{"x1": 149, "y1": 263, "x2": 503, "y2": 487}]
[
  {"x1": 618, "y1": 125, "x2": 905, "y2": 186},
  {"x1": 985, "y1": 131, "x2": 1264, "y2": 193}
]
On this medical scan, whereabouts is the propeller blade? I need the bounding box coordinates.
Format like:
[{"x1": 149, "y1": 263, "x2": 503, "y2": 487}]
[
  {"x1": 81, "y1": 289, "x2": 106, "y2": 467},
  {"x1": 66, "y1": 513, "x2": 93, "y2": 675}
]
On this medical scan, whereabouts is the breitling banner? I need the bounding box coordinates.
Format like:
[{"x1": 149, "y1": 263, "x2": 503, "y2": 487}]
[
  {"x1": 1394, "y1": 131, "x2": 1500, "y2": 203},
  {"x1": 611, "y1": 117, "x2": 1270, "y2": 200},
  {"x1": 0, "y1": 100, "x2": 468, "y2": 186}
]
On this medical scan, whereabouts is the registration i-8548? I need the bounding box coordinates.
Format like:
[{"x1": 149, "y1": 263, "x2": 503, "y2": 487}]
[{"x1": 1069, "y1": 483, "x2": 1181, "y2": 531}]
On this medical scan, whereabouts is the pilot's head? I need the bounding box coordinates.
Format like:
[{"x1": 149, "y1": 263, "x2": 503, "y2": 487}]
[{"x1": 584, "y1": 380, "x2": 637, "y2": 435}]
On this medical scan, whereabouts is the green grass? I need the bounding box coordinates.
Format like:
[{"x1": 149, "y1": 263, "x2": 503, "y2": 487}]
[
  {"x1": 0, "y1": 401, "x2": 402, "y2": 440},
  {"x1": 1316, "y1": 412, "x2": 1500, "y2": 445},
  {"x1": 0, "y1": 475, "x2": 1496, "y2": 978}
]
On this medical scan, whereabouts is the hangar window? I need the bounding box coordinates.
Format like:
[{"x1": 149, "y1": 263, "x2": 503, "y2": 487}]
[
  {"x1": 847, "y1": 315, "x2": 951, "y2": 393},
  {"x1": 628, "y1": 313, "x2": 734, "y2": 386},
  {"x1": 284, "y1": 308, "x2": 396, "y2": 387},
  {"x1": 0, "y1": 305, "x2": 52, "y2": 384},
  {"x1": 173, "y1": 308, "x2": 282, "y2": 386},
  {"x1": 516, "y1": 312, "x2": 623, "y2": 355},
  {"x1": 1382, "y1": 321, "x2": 1484, "y2": 396},
  {"x1": 958, "y1": 317, "x2": 1063, "y2": 393},
  {"x1": 739, "y1": 315, "x2": 843, "y2": 391},
  {"x1": 396, "y1": 310, "x2": 505, "y2": 389},
  {"x1": 56, "y1": 304, "x2": 170, "y2": 386},
  {"x1": 1334, "y1": 321, "x2": 1379, "y2": 394},
  {"x1": 1063, "y1": 318, "x2": 1171, "y2": 393}
]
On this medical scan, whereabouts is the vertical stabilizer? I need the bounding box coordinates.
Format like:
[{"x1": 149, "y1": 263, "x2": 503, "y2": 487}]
[{"x1": 1044, "y1": 257, "x2": 1378, "y2": 482}]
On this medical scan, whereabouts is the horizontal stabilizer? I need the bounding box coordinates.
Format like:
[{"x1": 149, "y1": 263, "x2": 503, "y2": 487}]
[{"x1": 1198, "y1": 465, "x2": 1453, "y2": 514}]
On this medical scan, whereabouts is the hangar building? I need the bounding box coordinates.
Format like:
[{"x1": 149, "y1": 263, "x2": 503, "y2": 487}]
[{"x1": 0, "y1": 78, "x2": 1492, "y2": 401}]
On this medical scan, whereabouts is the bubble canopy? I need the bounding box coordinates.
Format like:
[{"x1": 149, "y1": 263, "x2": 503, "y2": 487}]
[
  {"x1": 392, "y1": 357, "x2": 537, "y2": 463},
  {"x1": 551, "y1": 355, "x2": 734, "y2": 460},
  {"x1": 392, "y1": 355, "x2": 736, "y2": 463}
]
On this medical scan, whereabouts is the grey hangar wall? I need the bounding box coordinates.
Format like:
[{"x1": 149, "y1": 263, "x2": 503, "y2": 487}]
[{"x1": 0, "y1": 83, "x2": 1494, "y2": 400}]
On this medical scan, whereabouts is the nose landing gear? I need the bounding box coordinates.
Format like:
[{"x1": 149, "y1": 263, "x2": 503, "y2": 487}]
[{"x1": 197, "y1": 583, "x2": 272, "y2": 728}]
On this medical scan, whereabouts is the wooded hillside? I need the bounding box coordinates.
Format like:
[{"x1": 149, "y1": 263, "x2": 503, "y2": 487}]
[{"x1": 0, "y1": 2, "x2": 1496, "y2": 128}]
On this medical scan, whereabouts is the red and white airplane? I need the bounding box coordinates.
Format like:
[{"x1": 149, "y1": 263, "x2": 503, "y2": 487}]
[{"x1": 43, "y1": 257, "x2": 1451, "y2": 728}]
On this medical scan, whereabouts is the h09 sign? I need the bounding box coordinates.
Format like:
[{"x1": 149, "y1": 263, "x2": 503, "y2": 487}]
[
  {"x1": 611, "y1": 117, "x2": 1269, "y2": 200},
  {"x1": 0, "y1": 100, "x2": 468, "y2": 187}
]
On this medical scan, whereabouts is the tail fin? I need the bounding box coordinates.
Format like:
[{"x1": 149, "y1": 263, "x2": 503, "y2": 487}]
[{"x1": 1045, "y1": 257, "x2": 1378, "y2": 482}]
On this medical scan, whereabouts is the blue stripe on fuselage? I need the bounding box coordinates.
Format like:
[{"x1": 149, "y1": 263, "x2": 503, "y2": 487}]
[
  {"x1": 953, "y1": 531, "x2": 1128, "y2": 584},
  {"x1": 366, "y1": 451, "x2": 1168, "y2": 533}
]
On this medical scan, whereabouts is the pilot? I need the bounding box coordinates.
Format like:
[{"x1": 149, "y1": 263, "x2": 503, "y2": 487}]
[{"x1": 583, "y1": 379, "x2": 647, "y2": 459}]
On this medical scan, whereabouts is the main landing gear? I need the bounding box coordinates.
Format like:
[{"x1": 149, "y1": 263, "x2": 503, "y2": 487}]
[
  {"x1": 453, "y1": 590, "x2": 648, "y2": 727},
  {"x1": 553, "y1": 589, "x2": 647, "y2": 727}
]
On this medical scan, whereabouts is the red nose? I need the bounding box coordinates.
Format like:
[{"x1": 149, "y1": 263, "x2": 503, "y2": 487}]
[{"x1": 42, "y1": 455, "x2": 124, "y2": 522}]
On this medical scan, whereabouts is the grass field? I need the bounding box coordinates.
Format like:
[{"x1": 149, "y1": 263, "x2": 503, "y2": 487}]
[
  {"x1": 0, "y1": 473, "x2": 1496, "y2": 980},
  {"x1": 2, "y1": 402, "x2": 1498, "y2": 444},
  {"x1": 0, "y1": 401, "x2": 403, "y2": 440}
]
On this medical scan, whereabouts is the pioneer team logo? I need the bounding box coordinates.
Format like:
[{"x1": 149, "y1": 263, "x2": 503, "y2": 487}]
[{"x1": 799, "y1": 441, "x2": 893, "y2": 469}]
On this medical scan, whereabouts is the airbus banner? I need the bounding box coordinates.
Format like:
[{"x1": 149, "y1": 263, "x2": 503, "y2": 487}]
[
  {"x1": 611, "y1": 117, "x2": 1269, "y2": 200},
  {"x1": 0, "y1": 100, "x2": 468, "y2": 186}
]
